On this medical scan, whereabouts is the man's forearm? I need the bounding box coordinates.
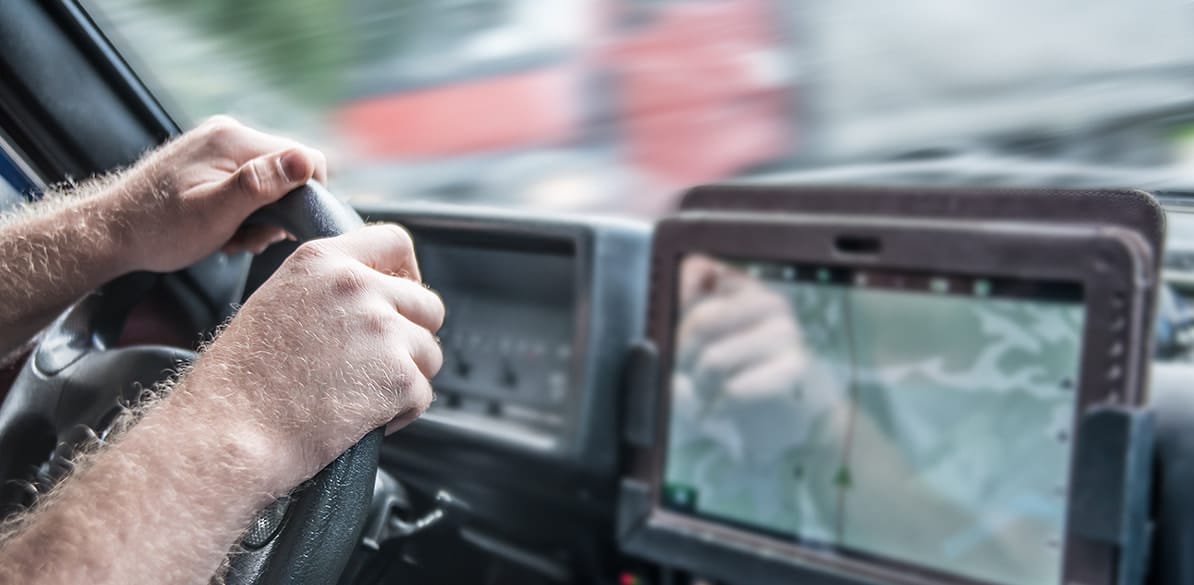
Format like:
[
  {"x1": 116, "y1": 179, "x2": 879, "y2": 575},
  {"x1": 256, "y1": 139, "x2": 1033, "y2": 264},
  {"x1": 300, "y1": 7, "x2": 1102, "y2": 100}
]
[
  {"x1": 0, "y1": 120, "x2": 425, "y2": 585},
  {"x1": 0, "y1": 371, "x2": 284, "y2": 584},
  {"x1": 0, "y1": 182, "x2": 133, "y2": 358}
]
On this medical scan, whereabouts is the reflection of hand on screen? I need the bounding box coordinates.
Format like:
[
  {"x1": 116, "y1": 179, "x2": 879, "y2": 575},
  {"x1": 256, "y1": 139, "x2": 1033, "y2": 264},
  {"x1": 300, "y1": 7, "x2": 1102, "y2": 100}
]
[
  {"x1": 676, "y1": 255, "x2": 809, "y2": 412},
  {"x1": 668, "y1": 256, "x2": 1081, "y2": 584}
]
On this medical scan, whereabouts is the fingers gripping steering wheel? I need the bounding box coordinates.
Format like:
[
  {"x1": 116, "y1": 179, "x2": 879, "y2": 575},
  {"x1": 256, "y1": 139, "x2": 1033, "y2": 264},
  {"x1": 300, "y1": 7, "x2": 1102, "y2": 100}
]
[{"x1": 0, "y1": 182, "x2": 380, "y2": 585}]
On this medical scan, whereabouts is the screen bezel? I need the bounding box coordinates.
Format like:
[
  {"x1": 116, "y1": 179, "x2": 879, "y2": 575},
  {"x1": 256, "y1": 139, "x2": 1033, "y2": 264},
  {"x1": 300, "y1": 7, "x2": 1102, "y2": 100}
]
[{"x1": 625, "y1": 212, "x2": 1148, "y2": 585}]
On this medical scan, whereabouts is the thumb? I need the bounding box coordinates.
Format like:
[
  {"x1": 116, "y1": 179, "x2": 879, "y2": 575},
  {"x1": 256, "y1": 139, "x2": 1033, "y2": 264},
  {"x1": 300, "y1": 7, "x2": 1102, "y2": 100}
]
[{"x1": 226, "y1": 148, "x2": 316, "y2": 207}]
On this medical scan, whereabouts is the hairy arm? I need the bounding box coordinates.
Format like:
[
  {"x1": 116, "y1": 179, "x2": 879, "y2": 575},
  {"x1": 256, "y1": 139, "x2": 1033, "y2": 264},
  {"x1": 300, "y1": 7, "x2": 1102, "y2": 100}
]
[
  {"x1": 0, "y1": 224, "x2": 444, "y2": 584},
  {"x1": 0, "y1": 117, "x2": 453, "y2": 584},
  {"x1": 0, "y1": 179, "x2": 134, "y2": 360},
  {"x1": 0, "y1": 374, "x2": 280, "y2": 583}
]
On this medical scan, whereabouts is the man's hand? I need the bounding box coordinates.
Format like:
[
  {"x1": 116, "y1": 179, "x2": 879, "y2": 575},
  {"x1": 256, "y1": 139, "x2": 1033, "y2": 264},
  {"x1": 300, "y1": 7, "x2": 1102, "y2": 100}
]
[
  {"x1": 0, "y1": 220, "x2": 444, "y2": 584},
  {"x1": 0, "y1": 117, "x2": 451, "y2": 585},
  {"x1": 0, "y1": 116, "x2": 327, "y2": 359},
  {"x1": 676, "y1": 255, "x2": 809, "y2": 410},
  {"x1": 110, "y1": 115, "x2": 328, "y2": 272},
  {"x1": 670, "y1": 255, "x2": 820, "y2": 464},
  {"x1": 175, "y1": 224, "x2": 445, "y2": 492}
]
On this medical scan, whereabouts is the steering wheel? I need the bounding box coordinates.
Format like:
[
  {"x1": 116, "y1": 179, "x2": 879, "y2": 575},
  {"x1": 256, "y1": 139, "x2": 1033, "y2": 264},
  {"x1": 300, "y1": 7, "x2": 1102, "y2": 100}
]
[{"x1": 0, "y1": 182, "x2": 380, "y2": 585}]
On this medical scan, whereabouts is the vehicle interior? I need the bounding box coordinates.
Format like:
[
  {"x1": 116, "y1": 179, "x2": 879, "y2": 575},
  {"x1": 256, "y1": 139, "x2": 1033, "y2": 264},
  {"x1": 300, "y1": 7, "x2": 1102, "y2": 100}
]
[{"x1": 4, "y1": 1, "x2": 1194, "y2": 585}]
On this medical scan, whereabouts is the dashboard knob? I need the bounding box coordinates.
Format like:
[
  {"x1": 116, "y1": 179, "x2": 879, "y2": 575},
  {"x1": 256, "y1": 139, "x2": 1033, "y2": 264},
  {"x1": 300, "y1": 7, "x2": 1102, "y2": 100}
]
[
  {"x1": 500, "y1": 361, "x2": 518, "y2": 388},
  {"x1": 452, "y1": 350, "x2": 471, "y2": 378}
]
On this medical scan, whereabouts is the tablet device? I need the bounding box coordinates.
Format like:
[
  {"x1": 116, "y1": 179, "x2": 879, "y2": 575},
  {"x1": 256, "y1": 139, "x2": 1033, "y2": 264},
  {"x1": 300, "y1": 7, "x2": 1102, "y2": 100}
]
[{"x1": 622, "y1": 212, "x2": 1150, "y2": 585}]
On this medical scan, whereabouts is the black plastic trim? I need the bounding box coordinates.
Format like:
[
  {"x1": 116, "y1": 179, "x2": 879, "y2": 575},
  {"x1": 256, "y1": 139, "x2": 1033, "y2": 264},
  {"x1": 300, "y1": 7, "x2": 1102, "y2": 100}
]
[
  {"x1": 57, "y1": 1, "x2": 180, "y2": 135},
  {"x1": 0, "y1": 0, "x2": 171, "y2": 182}
]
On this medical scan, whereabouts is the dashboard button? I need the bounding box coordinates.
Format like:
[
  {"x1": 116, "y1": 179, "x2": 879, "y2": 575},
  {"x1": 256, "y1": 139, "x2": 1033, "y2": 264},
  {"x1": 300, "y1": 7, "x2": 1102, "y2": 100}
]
[
  {"x1": 500, "y1": 362, "x2": 519, "y2": 388},
  {"x1": 451, "y1": 348, "x2": 470, "y2": 377},
  {"x1": 548, "y1": 372, "x2": 568, "y2": 402},
  {"x1": 453, "y1": 357, "x2": 471, "y2": 378},
  {"x1": 486, "y1": 401, "x2": 504, "y2": 417}
]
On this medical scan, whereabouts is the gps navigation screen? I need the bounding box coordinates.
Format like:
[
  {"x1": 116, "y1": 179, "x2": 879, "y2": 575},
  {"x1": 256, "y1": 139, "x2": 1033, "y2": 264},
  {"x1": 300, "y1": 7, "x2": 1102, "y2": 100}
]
[{"x1": 661, "y1": 255, "x2": 1086, "y2": 585}]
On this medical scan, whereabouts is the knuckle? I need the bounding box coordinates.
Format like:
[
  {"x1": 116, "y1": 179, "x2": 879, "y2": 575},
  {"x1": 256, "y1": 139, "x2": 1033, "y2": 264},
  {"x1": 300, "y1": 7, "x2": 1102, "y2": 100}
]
[
  {"x1": 359, "y1": 310, "x2": 393, "y2": 338},
  {"x1": 425, "y1": 338, "x2": 445, "y2": 378},
  {"x1": 406, "y1": 376, "x2": 434, "y2": 413},
  {"x1": 237, "y1": 160, "x2": 265, "y2": 194},
  {"x1": 389, "y1": 356, "x2": 419, "y2": 392},
  {"x1": 329, "y1": 264, "x2": 368, "y2": 297},
  {"x1": 413, "y1": 389, "x2": 434, "y2": 415},
  {"x1": 401, "y1": 286, "x2": 445, "y2": 330},
  {"x1": 415, "y1": 287, "x2": 447, "y2": 331},
  {"x1": 391, "y1": 319, "x2": 443, "y2": 377},
  {"x1": 375, "y1": 223, "x2": 414, "y2": 252},
  {"x1": 427, "y1": 302, "x2": 446, "y2": 332},
  {"x1": 292, "y1": 240, "x2": 331, "y2": 264},
  {"x1": 202, "y1": 115, "x2": 242, "y2": 137}
]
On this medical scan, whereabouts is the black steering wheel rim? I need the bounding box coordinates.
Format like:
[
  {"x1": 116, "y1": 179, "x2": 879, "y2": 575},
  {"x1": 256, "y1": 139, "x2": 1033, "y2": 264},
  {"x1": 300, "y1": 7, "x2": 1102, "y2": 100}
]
[{"x1": 0, "y1": 181, "x2": 379, "y2": 585}]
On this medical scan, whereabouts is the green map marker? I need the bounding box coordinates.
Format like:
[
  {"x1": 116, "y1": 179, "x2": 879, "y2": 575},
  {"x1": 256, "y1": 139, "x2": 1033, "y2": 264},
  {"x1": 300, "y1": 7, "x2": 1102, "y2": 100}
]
[{"x1": 834, "y1": 466, "x2": 853, "y2": 489}]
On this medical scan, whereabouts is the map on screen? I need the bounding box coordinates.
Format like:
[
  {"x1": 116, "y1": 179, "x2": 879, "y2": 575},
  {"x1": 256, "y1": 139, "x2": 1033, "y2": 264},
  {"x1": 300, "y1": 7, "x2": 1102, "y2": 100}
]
[{"x1": 662, "y1": 256, "x2": 1085, "y2": 585}]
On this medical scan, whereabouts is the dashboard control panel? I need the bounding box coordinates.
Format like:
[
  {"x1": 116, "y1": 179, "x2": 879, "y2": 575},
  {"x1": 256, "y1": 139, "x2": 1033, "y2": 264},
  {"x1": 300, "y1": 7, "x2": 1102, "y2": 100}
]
[
  {"x1": 362, "y1": 205, "x2": 650, "y2": 474},
  {"x1": 422, "y1": 239, "x2": 578, "y2": 453}
]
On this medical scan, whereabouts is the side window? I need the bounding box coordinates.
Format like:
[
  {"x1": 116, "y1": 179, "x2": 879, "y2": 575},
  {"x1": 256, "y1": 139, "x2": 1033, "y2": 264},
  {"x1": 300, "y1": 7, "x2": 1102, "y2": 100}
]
[
  {"x1": 0, "y1": 137, "x2": 37, "y2": 213},
  {"x1": 0, "y1": 180, "x2": 20, "y2": 212}
]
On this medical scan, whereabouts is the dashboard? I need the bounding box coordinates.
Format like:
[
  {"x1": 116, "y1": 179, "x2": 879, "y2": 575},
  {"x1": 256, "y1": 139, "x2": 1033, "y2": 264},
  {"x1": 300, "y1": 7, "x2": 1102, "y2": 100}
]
[
  {"x1": 343, "y1": 193, "x2": 1194, "y2": 585},
  {"x1": 345, "y1": 205, "x2": 653, "y2": 583}
]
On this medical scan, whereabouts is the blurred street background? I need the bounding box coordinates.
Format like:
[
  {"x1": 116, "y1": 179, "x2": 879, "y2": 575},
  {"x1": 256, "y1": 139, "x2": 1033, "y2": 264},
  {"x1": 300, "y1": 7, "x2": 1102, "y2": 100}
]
[{"x1": 87, "y1": 0, "x2": 1194, "y2": 216}]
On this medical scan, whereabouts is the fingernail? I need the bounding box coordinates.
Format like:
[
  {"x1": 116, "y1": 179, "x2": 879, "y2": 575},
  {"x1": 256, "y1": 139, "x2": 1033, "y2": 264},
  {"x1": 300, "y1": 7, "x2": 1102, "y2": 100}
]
[{"x1": 278, "y1": 150, "x2": 305, "y2": 183}]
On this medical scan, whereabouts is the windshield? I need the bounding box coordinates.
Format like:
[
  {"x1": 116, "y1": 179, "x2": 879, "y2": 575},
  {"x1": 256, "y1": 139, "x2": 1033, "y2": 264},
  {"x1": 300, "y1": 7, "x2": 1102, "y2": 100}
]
[{"x1": 85, "y1": 0, "x2": 1194, "y2": 216}]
